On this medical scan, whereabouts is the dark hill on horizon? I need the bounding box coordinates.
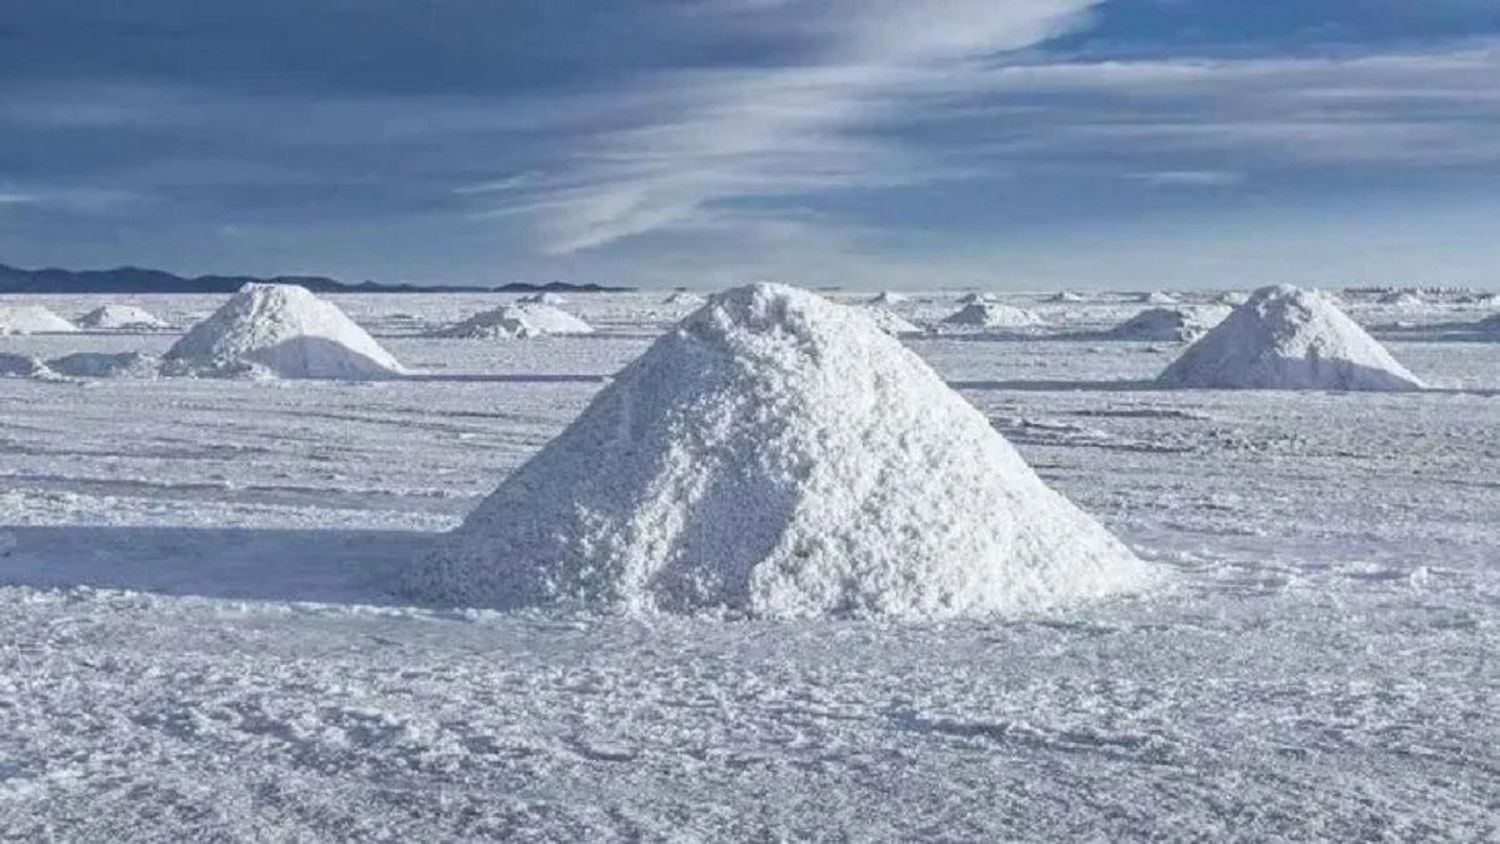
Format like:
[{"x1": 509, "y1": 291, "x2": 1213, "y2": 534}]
[{"x1": 0, "y1": 262, "x2": 630, "y2": 294}]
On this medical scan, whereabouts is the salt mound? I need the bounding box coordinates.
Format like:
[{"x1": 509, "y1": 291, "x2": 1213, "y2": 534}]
[
  {"x1": 1138, "y1": 291, "x2": 1179, "y2": 304},
  {"x1": 957, "y1": 292, "x2": 994, "y2": 305},
  {"x1": 0, "y1": 353, "x2": 54, "y2": 379},
  {"x1": 862, "y1": 306, "x2": 923, "y2": 336},
  {"x1": 1049, "y1": 291, "x2": 1085, "y2": 303},
  {"x1": 1158, "y1": 285, "x2": 1425, "y2": 391},
  {"x1": 664, "y1": 292, "x2": 707, "y2": 308},
  {"x1": 868, "y1": 291, "x2": 908, "y2": 305},
  {"x1": 434, "y1": 303, "x2": 595, "y2": 338},
  {"x1": 1109, "y1": 307, "x2": 1227, "y2": 342},
  {"x1": 165, "y1": 284, "x2": 405, "y2": 380},
  {"x1": 0, "y1": 305, "x2": 77, "y2": 335},
  {"x1": 48, "y1": 352, "x2": 162, "y2": 379},
  {"x1": 76, "y1": 304, "x2": 169, "y2": 330},
  {"x1": 408, "y1": 283, "x2": 1153, "y2": 620},
  {"x1": 1379, "y1": 290, "x2": 1423, "y2": 307},
  {"x1": 520, "y1": 292, "x2": 568, "y2": 305},
  {"x1": 942, "y1": 302, "x2": 1043, "y2": 329}
]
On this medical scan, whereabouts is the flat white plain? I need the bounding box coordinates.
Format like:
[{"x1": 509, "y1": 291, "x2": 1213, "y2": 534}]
[{"x1": 0, "y1": 288, "x2": 1496, "y2": 840}]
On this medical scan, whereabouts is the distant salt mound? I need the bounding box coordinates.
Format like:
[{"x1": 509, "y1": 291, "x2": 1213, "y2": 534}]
[
  {"x1": 1138, "y1": 291, "x2": 1179, "y2": 305},
  {"x1": 434, "y1": 303, "x2": 594, "y2": 338},
  {"x1": 165, "y1": 284, "x2": 405, "y2": 380},
  {"x1": 0, "y1": 305, "x2": 77, "y2": 335},
  {"x1": 48, "y1": 352, "x2": 162, "y2": 379},
  {"x1": 868, "y1": 291, "x2": 908, "y2": 305},
  {"x1": 0, "y1": 353, "x2": 55, "y2": 379},
  {"x1": 409, "y1": 283, "x2": 1153, "y2": 620},
  {"x1": 1158, "y1": 285, "x2": 1425, "y2": 391},
  {"x1": 520, "y1": 292, "x2": 568, "y2": 305},
  {"x1": 76, "y1": 304, "x2": 169, "y2": 330},
  {"x1": 1215, "y1": 291, "x2": 1248, "y2": 306},
  {"x1": 664, "y1": 292, "x2": 707, "y2": 309},
  {"x1": 1109, "y1": 307, "x2": 1227, "y2": 342},
  {"x1": 862, "y1": 306, "x2": 923, "y2": 336},
  {"x1": 942, "y1": 302, "x2": 1043, "y2": 329},
  {"x1": 957, "y1": 292, "x2": 994, "y2": 305},
  {"x1": 1379, "y1": 290, "x2": 1424, "y2": 307},
  {"x1": 1049, "y1": 291, "x2": 1085, "y2": 303}
]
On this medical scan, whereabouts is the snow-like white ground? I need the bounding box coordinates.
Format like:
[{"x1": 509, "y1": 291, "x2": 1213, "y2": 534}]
[{"x1": 1, "y1": 289, "x2": 1497, "y2": 839}]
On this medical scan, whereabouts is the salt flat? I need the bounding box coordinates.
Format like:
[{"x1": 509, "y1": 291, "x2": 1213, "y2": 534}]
[{"x1": 1, "y1": 290, "x2": 1497, "y2": 839}]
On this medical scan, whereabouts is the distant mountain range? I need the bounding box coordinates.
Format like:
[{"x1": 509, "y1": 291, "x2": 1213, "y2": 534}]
[{"x1": 0, "y1": 262, "x2": 631, "y2": 294}]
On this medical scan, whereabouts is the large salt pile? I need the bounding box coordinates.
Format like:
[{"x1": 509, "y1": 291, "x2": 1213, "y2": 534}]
[
  {"x1": 409, "y1": 283, "x2": 1153, "y2": 620},
  {"x1": 1109, "y1": 307, "x2": 1227, "y2": 342},
  {"x1": 165, "y1": 283, "x2": 405, "y2": 379},
  {"x1": 942, "y1": 302, "x2": 1043, "y2": 329},
  {"x1": 0, "y1": 305, "x2": 77, "y2": 335},
  {"x1": 433, "y1": 303, "x2": 594, "y2": 338},
  {"x1": 76, "y1": 304, "x2": 168, "y2": 330},
  {"x1": 1158, "y1": 284, "x2": 1425, "y2": 391}
]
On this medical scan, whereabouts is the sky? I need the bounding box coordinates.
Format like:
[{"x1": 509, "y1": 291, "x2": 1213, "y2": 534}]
[{"x1": 2, "y1": 0, "x2": 1499, "y2": 289}]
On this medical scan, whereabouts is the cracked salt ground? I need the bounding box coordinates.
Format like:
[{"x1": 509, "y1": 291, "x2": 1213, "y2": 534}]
[{"x1": 0, "y1": 289, "x2": 1497, "y2": 838}]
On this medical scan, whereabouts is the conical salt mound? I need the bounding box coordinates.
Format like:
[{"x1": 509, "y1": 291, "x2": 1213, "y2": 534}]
[
  {"x1": 76, "y1": 304, "x2": 168, "y2": 330},
  {"x1": 942, "y1": 302, "x2": 1042, "y2": 329},
  {"x1": 408, "y1": 283, "x2": 1154, "y2": 620},
  {"x1": 165, "y1": 283, "x2": 404, "y2": 379},
  {"x1": 1109, "y1": 307, "x2": 1227, "y2": 342},
  {"x1": 0, "y1": 305, "x2": 77, "y2": 335},
  {"x1": 1157, "y1": 285, "x2": 1424, "y2": 391},
  {"x1": 433, "y1": 303, "x2": 594, "y2": 339}
]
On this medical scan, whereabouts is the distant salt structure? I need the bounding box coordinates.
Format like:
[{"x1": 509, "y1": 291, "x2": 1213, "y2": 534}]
[
  {"x1": 1139, "y1": 290, "x2": 1179, "y2": 305},
  {"x1": 868, "y1": 291, "x2": 909, "y2": 306},
  {"x1": 1049, "y1": 291, "x2": 1085, "y2": 303},
  {"x1": 165, "y1": 283, "x2": 405, "y2": 379},
  {"x1": 433, "y1": 303, "x2": 594, "y2": 338},
  {"x1": 862, "y1": 306, "x2": 923, "y2": 336},
  {"x1": 0, "y1": 305, "x2": 77, "y2": 335},
  {"x1": 76, "y1": 304, "x2": 169, "y2": 330},
  {"x1": 664, "y1": 291, "x2": 707, "y2": 309},
  {"x1": 1109, "y1": 307, "x2": 1227, "y2": 342},
  {"x1": 519, "y1": 292, "x2": 568, "y2": 305},
  {"x1": 957, "y1": 292, "x2": 994, "y2": 305},
  {"x1": 409, "y1": 283, "x2": 1154, "y2": 620},
  {"x1": 1378, "y1": 290, "x2": 1424, "y2": 307},
  {"x1": 942, "y1": 301, "x2": 1043, "y2": 329},
  {"x1": 1157, "y1": 285, "x2": 1425, "y2": 391}
]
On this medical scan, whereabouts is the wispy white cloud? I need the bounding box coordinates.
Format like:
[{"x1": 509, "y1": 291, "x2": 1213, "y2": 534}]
[
  {"x1": 470, "y1": 0, "x2": 1099, "y2": 254},
  {"x1": 1127, "y1": 169, "x2": 1246, "y2": 187}
]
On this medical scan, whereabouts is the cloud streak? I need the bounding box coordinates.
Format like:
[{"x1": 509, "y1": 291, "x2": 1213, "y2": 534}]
[{"x1": 473, "y1": 0, "x2": 1099, "y2": 253}]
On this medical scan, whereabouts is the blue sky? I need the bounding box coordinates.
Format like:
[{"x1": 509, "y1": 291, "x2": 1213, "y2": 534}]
[{"x1": 2, "y1": 0, "x2": 1499, "y2": 288}]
